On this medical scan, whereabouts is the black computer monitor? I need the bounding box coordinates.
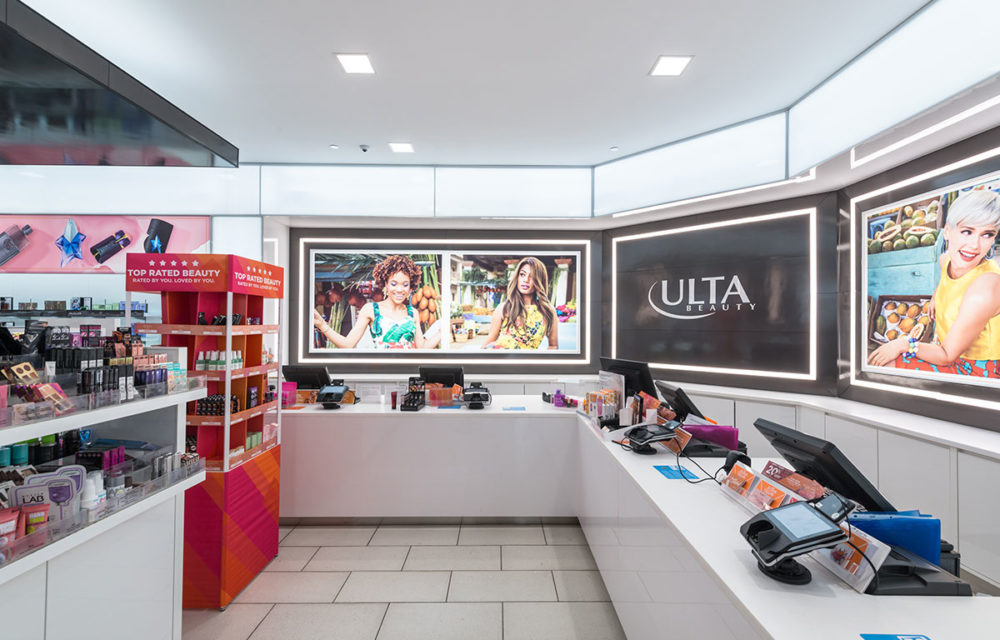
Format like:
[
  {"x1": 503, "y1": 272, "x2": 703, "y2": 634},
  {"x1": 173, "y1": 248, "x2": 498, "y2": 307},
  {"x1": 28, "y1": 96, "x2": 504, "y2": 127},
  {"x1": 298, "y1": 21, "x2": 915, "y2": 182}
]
[
  {"x1": 281, "y1": 365, "x2": 331, "y2": 390},
  {"x1": 754, "y1": 418, "x2": 895, "y2": 512},
  {"x1": 599, "y1": 357, "x2": 657, "y2": 398},
  {"x1": 654, "y1": 381, "x2": 705, "y2": 423},
  {"x1": 419, "y1": 365, "x2": 464, "y2": 388}
]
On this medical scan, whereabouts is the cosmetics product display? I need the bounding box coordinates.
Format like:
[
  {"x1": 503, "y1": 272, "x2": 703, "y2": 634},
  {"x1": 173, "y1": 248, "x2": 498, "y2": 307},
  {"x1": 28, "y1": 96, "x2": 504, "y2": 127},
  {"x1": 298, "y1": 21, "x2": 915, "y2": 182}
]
[{"x1": 194, "y1": 394, "x2": 241, "y2": 416}]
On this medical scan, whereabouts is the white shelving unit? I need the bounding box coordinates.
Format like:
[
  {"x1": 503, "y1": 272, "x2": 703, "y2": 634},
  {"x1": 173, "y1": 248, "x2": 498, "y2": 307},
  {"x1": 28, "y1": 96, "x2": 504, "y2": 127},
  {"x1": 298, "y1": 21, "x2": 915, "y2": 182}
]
[{"x1": 0, "y1": 384, "x2": 207, "y2": 640}]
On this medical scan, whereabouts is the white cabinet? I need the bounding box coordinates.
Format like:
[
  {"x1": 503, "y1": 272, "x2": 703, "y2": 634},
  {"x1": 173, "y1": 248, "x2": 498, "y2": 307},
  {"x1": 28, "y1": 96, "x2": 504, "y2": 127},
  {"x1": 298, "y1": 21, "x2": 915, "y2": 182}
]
[
  {"x1": 796, "y1": 406, "x2": 825, "y2": 439},
  {"x1": 0, "y1": 565, "x2": 46, "y2": 640},
  {"x1": 958, "y1": 452, "x2": 1000, "y2": 586},
  {"x1": 824, "y1": 415, "x2": 879, "y2": 487},
  {"x1": 733, "y1": 401, "x2": 796, "y2": 458},
  {"x1": 686, "y1": 394, "x2": 734, "y2": 428},
  {"x1": 877, "y1": 431, "x2": 956, "y2": 542}
]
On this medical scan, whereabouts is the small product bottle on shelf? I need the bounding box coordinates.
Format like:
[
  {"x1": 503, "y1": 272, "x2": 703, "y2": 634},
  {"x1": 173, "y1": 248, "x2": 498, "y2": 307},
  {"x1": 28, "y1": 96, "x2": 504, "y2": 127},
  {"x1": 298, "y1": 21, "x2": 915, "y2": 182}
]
[{"x1": 195, "y1": 351, "x2": 206, "y2": 371}]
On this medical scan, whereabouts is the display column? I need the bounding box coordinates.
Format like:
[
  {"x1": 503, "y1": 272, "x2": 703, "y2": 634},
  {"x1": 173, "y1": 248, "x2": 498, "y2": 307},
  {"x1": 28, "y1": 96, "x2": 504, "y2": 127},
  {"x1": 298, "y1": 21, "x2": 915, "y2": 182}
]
[{"x1": 127, "y1": 253, "x2": 284, "y2": 609}]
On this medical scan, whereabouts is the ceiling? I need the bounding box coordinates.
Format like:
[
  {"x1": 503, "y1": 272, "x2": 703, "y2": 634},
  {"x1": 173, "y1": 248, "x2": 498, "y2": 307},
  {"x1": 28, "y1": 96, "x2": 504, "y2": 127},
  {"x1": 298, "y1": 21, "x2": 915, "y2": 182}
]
[{"x1": 23, "y1": 0, "x2": 929, "y2": 167}]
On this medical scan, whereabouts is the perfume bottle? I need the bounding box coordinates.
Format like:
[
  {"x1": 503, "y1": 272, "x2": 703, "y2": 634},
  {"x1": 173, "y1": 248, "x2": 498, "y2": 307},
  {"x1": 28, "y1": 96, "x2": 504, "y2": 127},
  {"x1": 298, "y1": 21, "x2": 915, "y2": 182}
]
[
  {"x1": 90, "y1": 231, "x2": 131, "y2": 264},
  {"x1": 0, "y1": 224, "x2": 33, "y2": 267}
]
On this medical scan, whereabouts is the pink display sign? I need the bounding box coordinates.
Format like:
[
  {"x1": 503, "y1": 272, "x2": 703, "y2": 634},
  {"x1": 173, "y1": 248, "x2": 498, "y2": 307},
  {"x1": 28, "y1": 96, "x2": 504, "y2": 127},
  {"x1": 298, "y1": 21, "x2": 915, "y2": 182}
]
[
  {"x1": 230, "y1": 255, "x2": 284, "y2": 298},
  {"x1": 126, "y1": 253, "x2": 284, "y2": 298},
  {"x1": 0, "y1": 215, "x2": 209, "y2": 274}
]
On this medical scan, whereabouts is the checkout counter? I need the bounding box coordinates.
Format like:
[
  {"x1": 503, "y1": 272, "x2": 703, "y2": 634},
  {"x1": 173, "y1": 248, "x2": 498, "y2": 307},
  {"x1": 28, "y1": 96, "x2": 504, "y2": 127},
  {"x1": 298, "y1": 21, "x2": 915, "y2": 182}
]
[{"x1": 280, "y1": 395, "x2": 1000, "y2": 640}]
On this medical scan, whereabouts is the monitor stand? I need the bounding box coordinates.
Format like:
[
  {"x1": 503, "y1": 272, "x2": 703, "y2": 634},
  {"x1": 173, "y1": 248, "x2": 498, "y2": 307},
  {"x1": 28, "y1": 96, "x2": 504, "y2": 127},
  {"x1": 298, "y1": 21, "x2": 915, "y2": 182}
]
[
  {"x1": 757, "y1": 558, "x2": 811, "y2": 585},
  {"x1": 866, "y1": 545, "x2": 972, "y2": 596}
]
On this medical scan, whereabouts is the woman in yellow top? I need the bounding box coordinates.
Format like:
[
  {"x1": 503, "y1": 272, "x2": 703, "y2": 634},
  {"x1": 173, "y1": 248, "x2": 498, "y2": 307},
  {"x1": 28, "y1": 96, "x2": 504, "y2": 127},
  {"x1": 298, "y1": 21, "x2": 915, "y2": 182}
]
[
  {"x1": 869, "y1": 190, "x2": 1000, "y2": 377},
  {"x1": 483, "y1": 256, "x2": 558, "y2": 350}
]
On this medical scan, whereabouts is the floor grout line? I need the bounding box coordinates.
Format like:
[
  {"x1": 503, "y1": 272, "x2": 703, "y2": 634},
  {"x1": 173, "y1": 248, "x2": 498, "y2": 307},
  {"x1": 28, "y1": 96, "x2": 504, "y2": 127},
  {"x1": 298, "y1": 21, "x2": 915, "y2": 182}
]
[
  {"x1": 446, "y1": 570, "x2": 453, "y2": 602},
  {"x1": 244, "y1": 603, "x2": 275, "y2": 640},
  {"x1": 373, "y1": 602, "x2": 390, "y2": 640},
  {"x1": 331, "y1": 571, "x2": 351, "y2": 603}
]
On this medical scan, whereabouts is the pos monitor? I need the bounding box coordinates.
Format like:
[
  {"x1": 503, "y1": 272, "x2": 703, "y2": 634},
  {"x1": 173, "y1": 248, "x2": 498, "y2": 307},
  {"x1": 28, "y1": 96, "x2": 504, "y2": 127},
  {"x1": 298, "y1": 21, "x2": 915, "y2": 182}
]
[
  {"x1": 654, "y1": 380, "x2": 706, "y2": 423},
  {"x1": 281, "y1": 365, "x2": 331, "y2": 390},
  {"x1": 419, "y1": 366, "x2": 464, "y2": 388},
  {"x1": 753, "y1": 418, "x2": 895, "y2": 512},
  {"x1": 599, "y1": 357, "x2": 656, "y2": 398}
]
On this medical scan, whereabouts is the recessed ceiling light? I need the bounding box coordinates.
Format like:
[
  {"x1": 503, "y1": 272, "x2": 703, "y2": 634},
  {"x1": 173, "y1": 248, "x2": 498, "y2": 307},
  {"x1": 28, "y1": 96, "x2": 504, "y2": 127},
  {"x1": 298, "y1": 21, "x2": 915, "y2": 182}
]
[
  {"x1": 649, "y1": 55, "x2": 692, "y2": 76},
  {"x1": 389, "y1": 142, "x2": 414, "y2": 153},
  {"x1": 336, "y1": 53, "x2": 375, "y2": 74},
  {"x1": 328, "y1": 144, "x2": 339, "y2": 150},
  {"x1": 609, "y1": 146, "x2": 619, "y2": 151}
]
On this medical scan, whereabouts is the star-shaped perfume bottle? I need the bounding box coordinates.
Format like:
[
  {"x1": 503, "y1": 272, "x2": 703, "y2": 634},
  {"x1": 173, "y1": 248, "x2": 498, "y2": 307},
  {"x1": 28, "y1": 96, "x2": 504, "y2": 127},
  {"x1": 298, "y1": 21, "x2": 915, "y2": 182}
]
[{"x1": 55, "y1": 218, "x2": 86, "y2": 267}]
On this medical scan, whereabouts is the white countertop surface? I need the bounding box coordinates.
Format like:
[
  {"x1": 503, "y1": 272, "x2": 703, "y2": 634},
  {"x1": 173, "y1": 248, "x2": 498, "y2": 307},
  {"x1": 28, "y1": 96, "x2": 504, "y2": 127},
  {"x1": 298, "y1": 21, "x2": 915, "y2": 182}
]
[
  {"x1": 584, "y1": 420, "x2": 999, "y2": 639},
  {"x1": 285, "y1": 395, "x2": 580, "y2": 418}
]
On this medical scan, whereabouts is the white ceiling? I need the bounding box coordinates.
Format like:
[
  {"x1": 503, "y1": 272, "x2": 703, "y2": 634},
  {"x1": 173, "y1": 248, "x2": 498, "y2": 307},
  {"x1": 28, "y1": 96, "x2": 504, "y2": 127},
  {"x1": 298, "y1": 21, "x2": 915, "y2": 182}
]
[{"x1": 24, "y1": 0, "x2": 929, "y2": 166}]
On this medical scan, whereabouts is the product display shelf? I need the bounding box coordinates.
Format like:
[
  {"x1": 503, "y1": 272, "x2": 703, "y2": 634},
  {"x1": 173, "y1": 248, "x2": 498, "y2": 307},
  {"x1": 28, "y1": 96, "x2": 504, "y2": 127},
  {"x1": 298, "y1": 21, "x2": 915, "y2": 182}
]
[
  {"x1": 125, "y1": 253, "x2": 284, "y2": 610},
  {"x1": 134, "y1": 323, "x2": 278, "y2": 336},
  {"x1": 193, "y1": 362, "x2": 279, "y2": 382},
  {"x1": 0, "y1": 309, "x2": 146, "y2": 319},
  {"x1": 0, "y1": 371, "x2": 207, "y2": 640},
  {"x1": 0, "y1": 466, "x2": 206, "y2": 587},
  {"x1": 186, "y1": 400, "x2": 278, "y2": 427},
  {"x1": 0, "y1": 384, "x2": 206, "y2": 448}
]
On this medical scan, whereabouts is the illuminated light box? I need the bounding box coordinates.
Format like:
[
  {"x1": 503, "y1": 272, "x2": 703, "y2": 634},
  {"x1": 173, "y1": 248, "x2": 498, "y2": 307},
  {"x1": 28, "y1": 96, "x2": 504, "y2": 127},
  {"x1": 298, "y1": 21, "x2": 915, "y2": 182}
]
[
  {"x1": 611, "y1": 209, "x2": 817, "y2": 380},
  {"x1": 858, "y1": 167, "x2": 1000, "y2": 394},
  {"x1": 296, "y1": 236, "x2": 592, "y2": 366}
]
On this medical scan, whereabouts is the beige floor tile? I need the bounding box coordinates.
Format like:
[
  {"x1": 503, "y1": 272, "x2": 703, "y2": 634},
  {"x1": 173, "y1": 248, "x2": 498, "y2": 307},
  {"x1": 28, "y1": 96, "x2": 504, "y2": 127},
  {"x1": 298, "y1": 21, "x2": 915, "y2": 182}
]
[
  {"x1": 370, "y1": 525, "x2": 459, "y2": 546},
  {"x1": 304, "y1": 546, "x2": 408, "y2": 572},
  {"x1": 182, "y1": 603, "x2": 273, "y2": 640},
  {"x1": 263, "y1": 546, "x2": 318, "y2": 572},
  {"x1": 376, "y1": 602, "x2": 502, "y2": 640},
  {"x1": 403, "y1": 545, "x2": 500, "y2": 571},
  {"x1": 502, "y1": 545, "x2": 598, "y2": 570},
  {"x1": 281, "y1": 526, "x2": 376, "y2": 547},
  {"x1": 503, "y1": 602, "x2": 626, "y2": 640},
  {"x1": 248, "y1": 603, "x2": 386, "y2": 640},
  {"x1": 458, "y1": 525, "x2": 545, "y2": 545},
  {"x1": 543, "y1": 524, "x2": 587, "y2": 545},
  {"x1": 234, "y1": 572, "x2": 349, "y2": 603},
  {"x1": 447, "y1": 571, "x2": 556, "y2": 602},
  {"x1": 336, "y1": 571, "x2": 451, "y2": 602},
  {"x1": 277, "y1": 527, "x2": 293, "y2": 543},
  {"x1": 552, "y1": 571, "x2": 611, "y2": 601}
]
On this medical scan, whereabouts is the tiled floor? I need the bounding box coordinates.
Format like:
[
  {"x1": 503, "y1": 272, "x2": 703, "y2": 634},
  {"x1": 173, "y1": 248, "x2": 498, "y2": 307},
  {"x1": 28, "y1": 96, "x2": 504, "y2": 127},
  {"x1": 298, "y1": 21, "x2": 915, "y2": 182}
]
[{"x1": 182, "y1": 522, "x2": 626, "y2": 640}]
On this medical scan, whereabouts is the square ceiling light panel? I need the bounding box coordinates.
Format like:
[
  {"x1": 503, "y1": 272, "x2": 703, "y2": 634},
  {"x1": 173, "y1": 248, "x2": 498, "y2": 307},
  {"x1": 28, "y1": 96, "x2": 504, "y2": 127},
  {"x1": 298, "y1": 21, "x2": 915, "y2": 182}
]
[
  {"x1": 649, "y1": 55, "x2": 693, "y2": 76},
  {"x1": 336, "y1": 53, "x2": 375, "y2": 74}
]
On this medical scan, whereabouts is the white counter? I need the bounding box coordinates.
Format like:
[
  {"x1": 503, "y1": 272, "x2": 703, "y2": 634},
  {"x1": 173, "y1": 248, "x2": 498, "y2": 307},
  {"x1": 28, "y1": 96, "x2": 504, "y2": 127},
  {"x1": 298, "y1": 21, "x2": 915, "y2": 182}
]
[
  {"x1": 280, "y1": 397, "x2": 581, "y2": 518},
  {"x1": 281, "y1": 397, "x2": 1000, "y2": 640}
]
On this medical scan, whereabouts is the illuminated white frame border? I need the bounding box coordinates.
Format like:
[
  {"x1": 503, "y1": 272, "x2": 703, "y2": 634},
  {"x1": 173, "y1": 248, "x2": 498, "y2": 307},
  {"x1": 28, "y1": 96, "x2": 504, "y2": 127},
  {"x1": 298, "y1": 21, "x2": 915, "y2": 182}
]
[
  {"x1": 851, "y1": 93, "x2": 1000, "y2": 169},
  {"x1": 611, "y1": 208, "x2": 818, "y2": 380},
  {"x1": 850, "y1": 145, "x2": 1000, "y2": 411},
  {"x1": 297, "y1": 237, "x2": 591, "y2": 365},
  {"x1": 610, "y1": 168, "x2": 816, "y2": 219}
]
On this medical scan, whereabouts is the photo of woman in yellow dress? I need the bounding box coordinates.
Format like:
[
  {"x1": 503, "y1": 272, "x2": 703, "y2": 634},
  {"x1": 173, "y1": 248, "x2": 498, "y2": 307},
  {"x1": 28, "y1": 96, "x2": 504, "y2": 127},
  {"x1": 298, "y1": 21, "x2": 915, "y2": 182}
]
[
  {"x1": 868, "y1": 189, "x2": 1000, "y2": 377},
  {"x1": 483, "y1": 256, "x2": 559, "y2": 350}
]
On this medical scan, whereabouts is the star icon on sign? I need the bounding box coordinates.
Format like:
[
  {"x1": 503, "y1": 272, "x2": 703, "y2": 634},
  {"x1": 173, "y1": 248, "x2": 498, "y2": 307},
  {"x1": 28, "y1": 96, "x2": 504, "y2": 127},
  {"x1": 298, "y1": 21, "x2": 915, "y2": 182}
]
[
  {"x1": 181, "y1": 260, "x2": 187, "y2": 266},
  {"x1": 149, "y1": 260, "x2": 155, "y2": 266},
  {"x1": 192, "y1": 260, "x2": 199, "y2": 266},
  {"x1": 160, "y1": 260, "x2": 167, "y2": 266},
  {"x1": 171, "y1": 261, "x2": 177, "y2": 266}
]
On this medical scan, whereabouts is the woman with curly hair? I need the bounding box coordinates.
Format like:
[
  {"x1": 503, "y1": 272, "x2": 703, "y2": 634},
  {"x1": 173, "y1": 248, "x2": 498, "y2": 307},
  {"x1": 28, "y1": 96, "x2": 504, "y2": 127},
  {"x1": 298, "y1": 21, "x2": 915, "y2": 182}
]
[
  {"x1": 313, "y1": 254, "x2": 441, "y2": 349},
  {"x1": 483, "y1": 256, "x2": 558, "y2": 349}
]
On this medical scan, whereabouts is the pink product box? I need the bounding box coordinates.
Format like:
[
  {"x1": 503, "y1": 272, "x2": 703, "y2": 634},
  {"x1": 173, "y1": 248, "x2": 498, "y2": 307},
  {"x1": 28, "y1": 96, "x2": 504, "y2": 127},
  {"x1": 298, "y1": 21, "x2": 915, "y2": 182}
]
[
  {"x1": 682, "y1": 425, "x2": 739, "y2": 451},
  {"x1": 263, "y1": 422, "x2": 278, "y2": 443},
  {"x1": 281, "y1": 382, "x2": 297, "y2": 408}
]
